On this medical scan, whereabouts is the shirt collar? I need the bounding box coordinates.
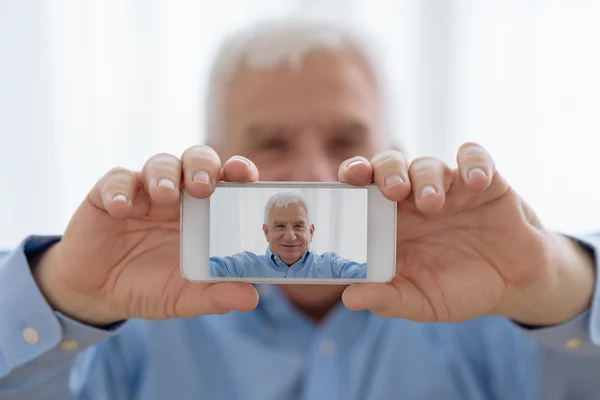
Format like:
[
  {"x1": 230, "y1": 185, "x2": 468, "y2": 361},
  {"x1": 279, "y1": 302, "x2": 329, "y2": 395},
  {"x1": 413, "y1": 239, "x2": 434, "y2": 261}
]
[
  {"x1": 253, "y1": 283, "x2": 373, "y2": 349},
  {"x1": 266, "y1": 245, "x2": 311, "y2": 270}
]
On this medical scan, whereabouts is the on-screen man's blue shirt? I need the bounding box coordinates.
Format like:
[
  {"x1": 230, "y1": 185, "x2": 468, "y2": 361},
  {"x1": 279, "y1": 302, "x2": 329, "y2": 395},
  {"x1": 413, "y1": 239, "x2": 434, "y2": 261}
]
[
  {"x1": 2, "y1": 235, "x2": 600, "y2": 400},
  {"x1": 209, "y1": 247, "x2": 367, "y2": 278}
]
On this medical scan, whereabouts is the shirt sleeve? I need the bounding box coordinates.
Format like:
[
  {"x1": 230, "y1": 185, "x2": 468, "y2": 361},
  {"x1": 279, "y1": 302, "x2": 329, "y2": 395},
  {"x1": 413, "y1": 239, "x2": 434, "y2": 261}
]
[
  {"x1": 515, "y1": 233, "x2": 600, "y2": 355},
  {"x1": 209, "y1": 255, "x2": 244, "y2": 277},
  {"x1": 0, "y1": 236, "x2": 122, "y2": 398},
  {"x1": 330, "y1": 254, "x2": 367, "y2": 279}
]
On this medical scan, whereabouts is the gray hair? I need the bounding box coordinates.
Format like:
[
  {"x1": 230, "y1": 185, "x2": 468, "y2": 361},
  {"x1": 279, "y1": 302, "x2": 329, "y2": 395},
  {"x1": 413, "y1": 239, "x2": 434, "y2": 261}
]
[
  {"x1": 264, "y1": 192, "x2": 310, "y2": 224},
  {"x1": 204, "y1": 16, "x2": 391, "y2": 145}
]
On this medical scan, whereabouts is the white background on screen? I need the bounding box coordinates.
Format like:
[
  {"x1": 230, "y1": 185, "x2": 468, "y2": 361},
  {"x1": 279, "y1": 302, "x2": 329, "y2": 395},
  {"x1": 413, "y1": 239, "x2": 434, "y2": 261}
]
[{"x1": 209, "y1": 187, "x2": 368, "y2": 263}]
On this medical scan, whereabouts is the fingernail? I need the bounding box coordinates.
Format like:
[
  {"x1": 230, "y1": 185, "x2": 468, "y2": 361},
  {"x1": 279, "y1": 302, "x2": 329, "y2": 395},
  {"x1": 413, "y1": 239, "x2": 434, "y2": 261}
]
[
  {"x1": 158, "y1": 178, "x2": 175, "y2": 190},
  {"x1": 113, "y1": 194, "x2": 128, "y2": 202},
  {"x1": 419, "y1": 185, "x2": 437, "y2": 200},
  {"x1": 346, "y1": 160, "x2": 366, "y2": 170},
  {"x1": 468, "y1": 168, "x2": 486, "y2": 180},
  {"x1": 193, "y1": 171, "x2": 210, "y2": 184},
  {"x1": 385, "y1": 174, "x2": 403, "y2": 188},
  {"x1": 231, "y1": 156, "x2": 251, "y2": 167}
]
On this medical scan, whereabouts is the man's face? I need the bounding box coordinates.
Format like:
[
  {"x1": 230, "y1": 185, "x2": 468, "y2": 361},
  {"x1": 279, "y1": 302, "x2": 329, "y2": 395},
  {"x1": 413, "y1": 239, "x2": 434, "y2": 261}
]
[
  {"x1": 263, "y1": 204, "x2": 315, "y2": 265},
  {"x1": 215, "y1": 48, "x2": 384, "y2": 181},
  {"x1": 211, "y1": 48, "x2": 387, "y2": 310}
]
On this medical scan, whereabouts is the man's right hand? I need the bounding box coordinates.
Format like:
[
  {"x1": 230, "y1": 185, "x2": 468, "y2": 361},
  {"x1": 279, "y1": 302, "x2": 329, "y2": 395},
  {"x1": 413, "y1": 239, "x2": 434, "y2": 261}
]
[{"x1": 33, "y1": 145, "x2": 260, "y2": 327}]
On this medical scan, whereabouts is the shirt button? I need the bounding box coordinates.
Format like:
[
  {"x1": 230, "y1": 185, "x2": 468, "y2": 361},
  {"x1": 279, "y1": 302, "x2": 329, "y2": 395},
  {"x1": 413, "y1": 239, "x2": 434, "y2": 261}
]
[
  {"x1": 320, "y1": 338, "x2": 336, "y2": 355},
  {"x1": 22, "y1": 327, "x2": 40, "y2": 344},
  {"x1": 60, "y1": 340, "x2": 79, "y2": 351},
  {"x1": 564, "y1": 338, "x2": 583, "y2": 349}
]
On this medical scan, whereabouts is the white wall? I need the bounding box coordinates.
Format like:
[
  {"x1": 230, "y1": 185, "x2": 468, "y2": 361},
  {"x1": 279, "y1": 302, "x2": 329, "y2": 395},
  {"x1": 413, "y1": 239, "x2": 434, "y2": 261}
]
[
  {"x1": 1, "y1": 1, "x2": 600, "y2": 249},
  {"x1": 209, "y1": 187, "x2": 368, "y2": 263}
]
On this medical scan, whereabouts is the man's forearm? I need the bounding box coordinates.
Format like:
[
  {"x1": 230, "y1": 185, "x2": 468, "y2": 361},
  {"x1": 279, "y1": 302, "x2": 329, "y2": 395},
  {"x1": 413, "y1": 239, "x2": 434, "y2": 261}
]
[{"x1": 499, "y1": 232, "x2": 595, "y2": 326}]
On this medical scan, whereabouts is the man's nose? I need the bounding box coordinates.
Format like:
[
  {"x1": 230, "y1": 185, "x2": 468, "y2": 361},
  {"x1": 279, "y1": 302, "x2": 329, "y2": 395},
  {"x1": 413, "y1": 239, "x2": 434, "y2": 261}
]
[
  {"x1": 286, "y1": 147, "x2": 338, "y2": 182},
  {"x1": 283, "y1": 226, "x2": 297, "y2": 240}
]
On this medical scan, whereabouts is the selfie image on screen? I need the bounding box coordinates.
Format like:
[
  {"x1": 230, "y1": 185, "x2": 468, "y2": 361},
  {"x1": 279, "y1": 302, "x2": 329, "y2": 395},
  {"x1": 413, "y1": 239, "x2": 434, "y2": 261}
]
[{"x1": 208, "y1": 187, "x2": 368, "y2": 279}]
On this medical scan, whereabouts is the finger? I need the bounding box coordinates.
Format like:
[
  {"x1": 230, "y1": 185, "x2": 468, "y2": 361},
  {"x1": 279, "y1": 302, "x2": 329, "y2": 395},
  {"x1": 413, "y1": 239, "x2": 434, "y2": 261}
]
[
  {"x1": 342, "y1": 283, "x2": 398, "y2": 314},
  {"x1": 342, "y1": 282, "x2": 435, "y2": 321},
  {"x1": 338, "y1": 156, "x2": 373, "y2": 185},
  {"x1": 370, "y1": 150, "x2": 412, "y2": 201},
  {"x1": 408, "y1": 157, "x2": 452, "y2": 213},
  {"x1": 456, "y1": 142, "x2": 495, "y2": 192},
  {"x1": 179, "y1": 282, "x2": 259, "y2": 316},
  {"x1": 181, "y1": 145, "x2": 222, "y2": 198},
  {"x1": 209, "y1": 283, "x2": 260, "y2": 312},
  {"x1": 89, "y1": 167, "x2": 137, "y2": 219},
  {"x1": 221, "y1": 156, "x2": 259, "y2": 182},
  {"x1": 142, "y1": 153, "x2": 182, "y2": 205}
]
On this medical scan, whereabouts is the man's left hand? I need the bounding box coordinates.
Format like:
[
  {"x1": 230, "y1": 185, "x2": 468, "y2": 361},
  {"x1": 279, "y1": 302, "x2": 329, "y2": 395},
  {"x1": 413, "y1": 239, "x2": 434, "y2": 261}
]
[{"x1": 339, "y1": 143, "x2": 595, "y2": 326}]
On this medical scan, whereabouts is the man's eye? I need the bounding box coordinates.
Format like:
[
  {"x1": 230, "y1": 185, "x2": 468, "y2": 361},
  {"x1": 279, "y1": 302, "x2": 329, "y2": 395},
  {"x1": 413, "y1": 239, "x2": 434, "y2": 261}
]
[
  {"x1": 260, "y1": 139, "x2": 288, "y2": 151},
  {"x1": 329, "y1": 137, "x2": 358, "y2": 150}
]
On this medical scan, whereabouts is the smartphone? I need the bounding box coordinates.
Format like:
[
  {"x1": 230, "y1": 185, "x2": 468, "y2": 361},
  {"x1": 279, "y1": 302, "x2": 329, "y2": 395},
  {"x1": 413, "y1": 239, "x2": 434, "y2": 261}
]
[{"x1": 180, "y1": 182, "x2": 396, "y2": 284}]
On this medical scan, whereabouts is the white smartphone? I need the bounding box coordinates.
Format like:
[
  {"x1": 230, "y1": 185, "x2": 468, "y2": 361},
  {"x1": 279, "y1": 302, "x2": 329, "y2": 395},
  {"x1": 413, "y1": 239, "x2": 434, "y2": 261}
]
[{"x1": 180, "y1": 182, "x2": 397, "y2": 284}]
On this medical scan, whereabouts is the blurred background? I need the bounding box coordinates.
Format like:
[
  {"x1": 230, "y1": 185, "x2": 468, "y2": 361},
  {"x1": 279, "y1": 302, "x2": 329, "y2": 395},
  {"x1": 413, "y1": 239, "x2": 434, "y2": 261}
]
[{"x1": 1, "y1": 0, "x2": 599, "y2": 249}]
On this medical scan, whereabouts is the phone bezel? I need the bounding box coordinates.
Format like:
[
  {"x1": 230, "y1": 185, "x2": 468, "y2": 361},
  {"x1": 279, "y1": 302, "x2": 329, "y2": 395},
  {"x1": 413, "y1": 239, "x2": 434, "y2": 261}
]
[{"x1": 180, "y1": 182, "x2": 397, "y2": 284}]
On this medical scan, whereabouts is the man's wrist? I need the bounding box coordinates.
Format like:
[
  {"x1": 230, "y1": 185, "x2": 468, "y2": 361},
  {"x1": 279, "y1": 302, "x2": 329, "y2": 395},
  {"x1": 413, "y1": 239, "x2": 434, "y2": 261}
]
[
  {"x1": 500, "y1": 232, "x2": 595, "y2": 326},
  {"x1": 31, "y1": 242, "x2": 125, "y2": 328}
]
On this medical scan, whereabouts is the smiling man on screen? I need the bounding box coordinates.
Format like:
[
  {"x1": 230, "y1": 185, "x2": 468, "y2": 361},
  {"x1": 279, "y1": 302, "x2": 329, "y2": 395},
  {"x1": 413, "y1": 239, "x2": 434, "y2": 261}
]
[
  {"x1": 209, "y1": 191, "x2": 367, "y2": 278},
  {"x1": 1, "y1": 16, "x2": 600, "y2": 400}
]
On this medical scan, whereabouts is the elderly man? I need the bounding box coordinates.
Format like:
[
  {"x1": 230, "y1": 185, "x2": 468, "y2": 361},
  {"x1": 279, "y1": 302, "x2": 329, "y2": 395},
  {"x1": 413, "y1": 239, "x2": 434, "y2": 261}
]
[
  {"x1": 210, "y1": 192, "x2": 367, "y2": 278},
  {"x1": 1, "y1": 18, "x2": 600, "y2": 400}
]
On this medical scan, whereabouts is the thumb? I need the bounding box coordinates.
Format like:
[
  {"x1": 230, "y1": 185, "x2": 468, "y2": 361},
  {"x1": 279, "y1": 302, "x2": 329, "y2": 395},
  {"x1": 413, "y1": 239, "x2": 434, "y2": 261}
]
[
  {"x1": 177, "y1": 282, "x2": 260, "y2": 317},
  {"x1": 342, "y1": 281, "x2": 433, "y2": 321}
]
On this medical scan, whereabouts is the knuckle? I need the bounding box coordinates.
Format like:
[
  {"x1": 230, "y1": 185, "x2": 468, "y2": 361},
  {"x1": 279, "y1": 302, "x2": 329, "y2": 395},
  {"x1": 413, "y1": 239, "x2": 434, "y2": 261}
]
[
  {"x1": 342, "y1": 156, "x2": 370, "y2": 168},
  {"x1": 412, "y1": 170, "x2": 438, "y2": 183},
  {"x1": 145, "y1": 153, "x2": 180, "y2": 168},
  {"x1": 373, "y1": 160, "x2": 405, "y2": 180},
  {"x1": 410, "y1": 157, "x2": 443, "y2": 171},
  {"x1": 461, "y1": 153, "x2": 488, "y2": 166},
  {"x1": 409, "y1": 157, "x2": 445, "y2": 180},
  {"x1": 458, "y1": 141, "x2": 483, "y2": 152},
  {"x1": 370, "y1": 150, "x2": 406, "y2": 166},
  {"x1": 459, "y1": 143, "x2": 489, "y2": 159},
  {"x1": 104, "y1": 167, "x2": 134, "y2": 185},
  {"x1": 460, "y1": 151, "x2": 492, "y2": 171},
  {"x1": 106, "y1": 166, "x2": 131, "y2": 177},
  {"x1": 143, "y1": 154, "x2": 181, "y2": 178},
  {"x1": 183, "y1": 147, "x2": 221, "y2": 171},
  {"x1": 102, "y1": 168, "x2": 135, "y2": 192},
  {"x1": 182, "y1": 144, "x2": 220, "y2": 160},
  {"x1": 226, "y1": 155, "x2": 254, "y2": 167}
]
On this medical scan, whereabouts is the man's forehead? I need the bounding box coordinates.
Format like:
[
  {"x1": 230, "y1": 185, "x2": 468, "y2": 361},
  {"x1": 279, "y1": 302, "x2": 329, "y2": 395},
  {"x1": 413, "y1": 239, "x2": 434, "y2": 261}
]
[
  {"x1": 270, "y1": 205, "x2": 306, "y2": 217},
  {"x1": 224, "y1": 50, "x2": 378, "y2": 118},
  {"x1": 230, "y1": 48, "x2": 375, "y2": 89},
  {"x1": 272, "y1": 219, "x2": 306, "y2": 225},
  {"x1": 210, "y1": 48, "x2": 388, "y2": 159}
]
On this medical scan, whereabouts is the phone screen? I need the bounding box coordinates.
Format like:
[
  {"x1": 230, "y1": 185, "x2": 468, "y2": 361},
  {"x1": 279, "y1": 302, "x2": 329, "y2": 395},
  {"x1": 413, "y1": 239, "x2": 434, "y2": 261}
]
[{"x1": 207, "y1": 186, "x2": 368, "y2": 280}]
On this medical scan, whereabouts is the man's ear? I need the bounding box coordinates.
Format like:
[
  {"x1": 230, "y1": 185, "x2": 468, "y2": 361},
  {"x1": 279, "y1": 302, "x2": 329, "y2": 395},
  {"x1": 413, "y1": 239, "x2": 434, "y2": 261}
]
[
  {"x1": 309, "y1": 224, "x2": 315, "y2": 237},
  {"x1": 262, "y1": 224, "x2": 268, "y2": 240}
]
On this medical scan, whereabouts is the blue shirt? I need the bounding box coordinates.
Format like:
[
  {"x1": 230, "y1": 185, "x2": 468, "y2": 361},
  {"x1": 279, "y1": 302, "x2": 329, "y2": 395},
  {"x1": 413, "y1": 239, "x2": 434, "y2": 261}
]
[
  {"x1": 210, "y1": 247, "x2": 367, "y2": 278},
  {"x1": 2, "y1": 235, "x2": 600, "y2": 399}
]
